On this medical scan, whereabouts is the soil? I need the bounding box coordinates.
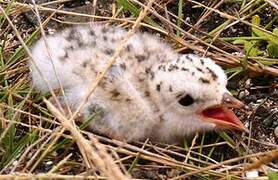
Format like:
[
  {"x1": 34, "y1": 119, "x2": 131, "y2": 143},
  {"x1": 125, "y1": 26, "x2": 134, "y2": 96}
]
[{"x1": 240, "y1": 77, "x2": 278, "y2": 151}]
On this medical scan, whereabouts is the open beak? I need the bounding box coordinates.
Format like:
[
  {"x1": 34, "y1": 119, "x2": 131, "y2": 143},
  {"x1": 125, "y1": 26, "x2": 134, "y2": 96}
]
[{"x1": 200, "y1": 93, "x2": 249, "y2": 133}]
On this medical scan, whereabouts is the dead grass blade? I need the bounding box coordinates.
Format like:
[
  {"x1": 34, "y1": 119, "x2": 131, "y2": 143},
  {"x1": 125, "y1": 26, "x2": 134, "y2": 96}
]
[{"x1": 45, "y1": 98, "x2": 129, "y2": 179}]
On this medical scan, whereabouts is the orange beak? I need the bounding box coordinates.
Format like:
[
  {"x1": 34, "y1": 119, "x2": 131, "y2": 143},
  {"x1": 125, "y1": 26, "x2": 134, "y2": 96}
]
[{"x1": 200, "y1": 93, "x2": 249, "y2": 133}]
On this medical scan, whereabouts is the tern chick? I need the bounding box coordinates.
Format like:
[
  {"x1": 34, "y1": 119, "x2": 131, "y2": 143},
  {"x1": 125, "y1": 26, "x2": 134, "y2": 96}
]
[{"x1": 29, "y1": 24, "x2": 247, "y2": 143}]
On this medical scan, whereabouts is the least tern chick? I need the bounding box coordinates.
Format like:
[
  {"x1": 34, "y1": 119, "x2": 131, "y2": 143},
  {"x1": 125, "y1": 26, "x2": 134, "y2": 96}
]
[{"x1": 29, "y1": 24, "x2": 247, "y2": 143}]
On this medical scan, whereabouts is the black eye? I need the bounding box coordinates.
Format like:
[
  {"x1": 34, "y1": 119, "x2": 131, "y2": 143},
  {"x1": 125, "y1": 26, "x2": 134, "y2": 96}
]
[{"x1": 178, "y1": 94, "x2": 194, "y2": 106}]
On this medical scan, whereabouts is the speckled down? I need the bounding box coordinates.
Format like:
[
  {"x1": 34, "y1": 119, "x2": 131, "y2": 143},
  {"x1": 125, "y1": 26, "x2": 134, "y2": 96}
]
[{"x1": 29, "y1": 24, "x2": 229, "y2": 143}]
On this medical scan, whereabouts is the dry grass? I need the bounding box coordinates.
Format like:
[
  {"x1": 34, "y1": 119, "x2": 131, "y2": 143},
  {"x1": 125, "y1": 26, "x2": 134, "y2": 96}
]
[{"x1": 0, "y1": 0, "x2": 277, "y2": 179}]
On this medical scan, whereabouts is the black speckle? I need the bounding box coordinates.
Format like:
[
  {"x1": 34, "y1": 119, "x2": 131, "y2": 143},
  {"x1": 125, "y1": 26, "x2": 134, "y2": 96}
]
[
  {"x1": 125, "y1": 98, "x2": 131, "y2": 102},
  {"x1": 138, "y1": 74, "x2": 145, "y2": 82},
  {"x1": 66, "y1": 28, "x2": 80, "y2": 42},
  {"x1": 67, "y1": 45, "x2": 74, "y2": 50},
  {"x1": 145, "y1": 68, "x2": 155, "y2": 80},
  {"x1": 99, "y1": 81, "x2": 107, "y2": 89},
  {"x1": 156, "y1": 84, "x2": 161, "y2": 92},
  {"x1": 200, "y1": 58, "x2": 204, "y2": 65},
  {"x1": 191, "y1": 72, "x2": 195, "y2": 76},
  {"x1": 169, "y1": 85, "x2": 173, "y2": 92},
  {"x1": 89, "y1": 29, "x2": 95, "y2": 36},
  {"x1": 120, "y1": 63, "x2": 126, "y2": 70},
  {"x1": 103, "y1": 48, "x2": 114, "y2": 55},
  {"x1": 168, "y1": 64, "x2": 179, "y2": 71},
  {"x1": 135, "y1": 55, "x2": 146, "y2": 63},
  {"x1": 82, "y1": 60, "x2": 89, "y2": 68},
  {"x1": 126, "y1": 44, "x2": 132, "y2": 52},
  {"x1": 181, "y1": 67, "x2": 189, "y2": 71},
  {"x1": 150, "y1": 71, "x2": 155, "y2": 80},
  {"x1": 206, "y1": 67, "x2": 218, "y2": 80},
  {"x1": 186, "y1": 55, "x2": 193, "y2": 62},
  {"x1": 88, "y1": 104, "x2": 103, "y2": 114},
  {"x1": 110, "y1": 89, "x2": 120, "y2": 98},
  {"x1": 103, "y1": 35, "x2": 108, "y2": 41},
  {"x1": 196, "y1": 67, "x2": 204, "y2": 73},
  {"x1": 144, "y1": 91, "x2": 150, "y2": 97},
  {"x1": 60, "y1": 51, "x2": 69, "y2": 62},
  {"x1": 158, "y1": 65, "x2": 166, "y2": 71},
  {"x1": 199, "y1": 77, "x2": 210, "y2": 84},
  {"x1": 101, "y1": 26, "x2": 108, "y2": 33},
  {"x1": 159, "y1": 115, "x2": 165, "y2": 122},
  {"x1": 77, "y1": 40, "x2": 85, "y2": 47}
]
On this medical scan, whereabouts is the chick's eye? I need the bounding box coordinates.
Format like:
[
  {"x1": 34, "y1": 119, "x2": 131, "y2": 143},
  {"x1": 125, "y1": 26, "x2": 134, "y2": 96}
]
[{"x1": 178, "y1": 94, "x2": 194, "y2": 106}]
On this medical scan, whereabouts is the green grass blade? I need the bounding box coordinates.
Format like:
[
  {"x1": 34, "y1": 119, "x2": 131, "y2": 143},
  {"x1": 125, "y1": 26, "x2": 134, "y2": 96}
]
[
  {"x1": 0, "y1": 0, "x2": 15, "y2": 28},
  {"x1": 5, "y1": 27, "x2": 40, "y2": 69},
  {"x1": 218, "y1": 131, "x2": 236, "y2": 148},
  {"x1": 116, "y1": 0, "x2": 161, "y2": 29},
  {"x1": 177, "y1": 0, "x2": 184, "y2": 37}
]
